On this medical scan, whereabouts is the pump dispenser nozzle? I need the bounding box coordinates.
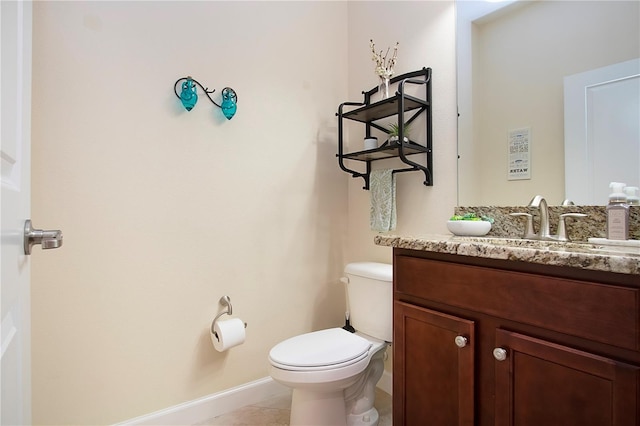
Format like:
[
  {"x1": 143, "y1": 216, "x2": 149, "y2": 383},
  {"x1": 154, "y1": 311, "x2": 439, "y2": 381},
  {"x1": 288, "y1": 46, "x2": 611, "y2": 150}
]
[
  {"x1": 609, "y1": 182, "x2": 627, "y2": 203},
  {"x1": 624, "y1": 186, "x2": 640, "y2": 205}
]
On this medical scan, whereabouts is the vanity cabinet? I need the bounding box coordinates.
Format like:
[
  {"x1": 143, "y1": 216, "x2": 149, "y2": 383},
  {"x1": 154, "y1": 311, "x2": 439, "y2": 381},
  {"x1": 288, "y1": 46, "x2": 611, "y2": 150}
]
[{"x1": 393, "y1": 249, "x2": 640, "y2": 426}]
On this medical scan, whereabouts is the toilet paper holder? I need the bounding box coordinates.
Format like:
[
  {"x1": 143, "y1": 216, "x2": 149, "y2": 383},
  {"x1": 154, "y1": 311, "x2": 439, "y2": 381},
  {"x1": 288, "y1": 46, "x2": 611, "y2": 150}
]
[{"x1": 211, "y1": 296, "x2": 247, "y2": 337}]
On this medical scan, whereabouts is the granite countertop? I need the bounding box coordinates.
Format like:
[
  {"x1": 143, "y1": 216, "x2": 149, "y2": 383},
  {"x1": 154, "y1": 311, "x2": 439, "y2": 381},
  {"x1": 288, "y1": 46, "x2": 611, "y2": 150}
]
[{"x1": 374, "y1": 234, "x2": 640, "y2": 275}]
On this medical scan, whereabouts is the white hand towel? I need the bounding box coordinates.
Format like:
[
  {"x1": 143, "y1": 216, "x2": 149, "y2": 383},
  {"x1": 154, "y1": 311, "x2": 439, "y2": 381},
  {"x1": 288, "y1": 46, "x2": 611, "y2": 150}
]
[{"x1": 370, "y1": 169, "x2": 397, "y2": 232}]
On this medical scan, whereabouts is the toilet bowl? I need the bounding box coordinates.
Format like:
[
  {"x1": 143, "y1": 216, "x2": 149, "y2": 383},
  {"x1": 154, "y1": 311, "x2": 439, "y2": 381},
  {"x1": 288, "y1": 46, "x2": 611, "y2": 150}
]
[
  {"x1": 268, "y1": 262, "x2": 393, "y2": 426},
  {"x1": 269, "y1": 328, "x2": 387, "y2": 426}
]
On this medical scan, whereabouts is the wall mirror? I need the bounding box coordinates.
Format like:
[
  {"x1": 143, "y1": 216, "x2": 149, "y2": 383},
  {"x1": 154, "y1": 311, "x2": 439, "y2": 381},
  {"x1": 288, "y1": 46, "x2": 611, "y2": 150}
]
[{"x1": 456, "y1": 0, "x2": 639, "y2": 207}]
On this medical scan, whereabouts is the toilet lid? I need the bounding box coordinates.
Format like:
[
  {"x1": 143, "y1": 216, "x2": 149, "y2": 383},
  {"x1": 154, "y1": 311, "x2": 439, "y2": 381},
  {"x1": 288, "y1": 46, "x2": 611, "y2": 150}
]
[{"x1": 269, "y1": 328, "x2": 372, "y2": 368}]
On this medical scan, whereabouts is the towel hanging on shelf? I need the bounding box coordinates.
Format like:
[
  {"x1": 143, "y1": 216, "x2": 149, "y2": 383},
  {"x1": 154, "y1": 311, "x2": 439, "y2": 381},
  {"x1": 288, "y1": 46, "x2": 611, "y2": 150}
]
[{"x1": 370, "y1": 169, "x2": 397, "y2": 232}]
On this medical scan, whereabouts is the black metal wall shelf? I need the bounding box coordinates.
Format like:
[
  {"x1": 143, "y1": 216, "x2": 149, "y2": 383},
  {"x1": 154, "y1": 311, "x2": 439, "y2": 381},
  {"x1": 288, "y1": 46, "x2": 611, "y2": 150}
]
[
  {"x1": 342, "y1": 140, "x2": 429, "y2": 162},
  {"x1": 342, "y1": 95, "x2": 427, "y2": 123},
  {"x1": 336, "y1": 68, "x2": 432, "y2": 190}
]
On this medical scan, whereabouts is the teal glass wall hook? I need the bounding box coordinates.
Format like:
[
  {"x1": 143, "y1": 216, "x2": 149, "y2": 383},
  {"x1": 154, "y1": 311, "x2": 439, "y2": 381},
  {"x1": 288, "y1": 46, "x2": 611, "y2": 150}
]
[
  {"x1": 173, "y1": 76, "x2": 238, "y2": 120},
  {"x1": 221, "y1": 87, "x2": 237, "y2": 120},
  {"x1": 179, "y1": 77, "x2": 198, "y2": 111}
]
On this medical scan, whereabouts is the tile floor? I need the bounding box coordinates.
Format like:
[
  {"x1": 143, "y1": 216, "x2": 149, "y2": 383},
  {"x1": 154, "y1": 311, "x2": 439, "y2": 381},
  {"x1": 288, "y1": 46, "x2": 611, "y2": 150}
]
[{"x1": 196, "y1": 388, "x2": 392, "y2": 426}]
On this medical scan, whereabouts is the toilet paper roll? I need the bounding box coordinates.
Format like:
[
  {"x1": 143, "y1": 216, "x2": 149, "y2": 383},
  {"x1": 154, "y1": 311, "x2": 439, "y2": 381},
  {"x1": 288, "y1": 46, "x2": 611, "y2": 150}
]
[{"x1": 211, "y1": 318, "x2": 246, "y2": 352}]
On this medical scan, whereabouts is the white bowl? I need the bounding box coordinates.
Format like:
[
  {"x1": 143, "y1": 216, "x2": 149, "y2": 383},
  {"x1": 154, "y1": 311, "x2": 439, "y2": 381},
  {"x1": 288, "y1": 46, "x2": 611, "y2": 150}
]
[{"x1": 447, "y1": 220, "x2": 491, "y2": 236}]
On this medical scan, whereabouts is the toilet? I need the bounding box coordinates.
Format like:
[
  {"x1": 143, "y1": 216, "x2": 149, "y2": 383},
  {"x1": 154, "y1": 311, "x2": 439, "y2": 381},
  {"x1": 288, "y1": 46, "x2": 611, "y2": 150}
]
[{"x1": 268, "y1": 262, "x2": 392, "y2": 426}]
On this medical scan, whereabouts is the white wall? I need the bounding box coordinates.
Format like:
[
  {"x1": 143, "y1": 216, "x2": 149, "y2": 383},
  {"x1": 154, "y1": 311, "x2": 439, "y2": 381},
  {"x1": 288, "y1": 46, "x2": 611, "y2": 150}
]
[{"x1": 30, "y1": 1, "x2": 458, "y2": 424}]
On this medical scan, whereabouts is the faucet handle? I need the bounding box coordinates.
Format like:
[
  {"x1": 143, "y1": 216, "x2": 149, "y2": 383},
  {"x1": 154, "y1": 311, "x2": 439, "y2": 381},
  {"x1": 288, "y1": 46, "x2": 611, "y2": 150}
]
[
  {"x1": 556, "y1": 213, "x2": 587, "y2": 242},
  {"x1": 509, "y1": 213, "x2": 536, "y2": 239}
]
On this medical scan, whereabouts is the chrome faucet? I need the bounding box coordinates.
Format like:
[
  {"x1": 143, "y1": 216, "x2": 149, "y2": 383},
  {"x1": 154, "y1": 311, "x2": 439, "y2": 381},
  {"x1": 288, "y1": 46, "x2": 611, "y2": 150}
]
[
  {"x1": 529, "y1": 195, "x2": 552, "y2": 239},
  {"x1": 510, "y1": 195, "x2": 586, "y2": 241}
]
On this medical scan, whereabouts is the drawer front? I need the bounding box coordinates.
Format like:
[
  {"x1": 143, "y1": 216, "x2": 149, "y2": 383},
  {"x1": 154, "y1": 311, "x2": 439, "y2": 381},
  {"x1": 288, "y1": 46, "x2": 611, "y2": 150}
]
[{"x1": 395, "y1": 256, "x2": 640, "y2": 351}]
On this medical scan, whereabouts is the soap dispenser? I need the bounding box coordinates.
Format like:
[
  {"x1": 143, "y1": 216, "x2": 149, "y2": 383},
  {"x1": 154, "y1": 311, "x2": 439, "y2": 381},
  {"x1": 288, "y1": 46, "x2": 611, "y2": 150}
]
[{"x1": 606, "y1": 182, "x2": 629, "y2": 240}]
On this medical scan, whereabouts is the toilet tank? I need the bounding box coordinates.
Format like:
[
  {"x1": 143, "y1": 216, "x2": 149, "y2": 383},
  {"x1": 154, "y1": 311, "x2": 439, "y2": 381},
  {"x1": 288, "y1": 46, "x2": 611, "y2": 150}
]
[{"x1": 344, "y1": 262, "x2": 393, "y2": 342}]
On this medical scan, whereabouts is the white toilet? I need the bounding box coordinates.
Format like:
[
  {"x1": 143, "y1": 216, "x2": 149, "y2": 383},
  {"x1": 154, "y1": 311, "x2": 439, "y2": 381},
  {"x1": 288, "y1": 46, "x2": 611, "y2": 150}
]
[{"x1": 268, "y1": 262, "x2": 392, "y2": 426}]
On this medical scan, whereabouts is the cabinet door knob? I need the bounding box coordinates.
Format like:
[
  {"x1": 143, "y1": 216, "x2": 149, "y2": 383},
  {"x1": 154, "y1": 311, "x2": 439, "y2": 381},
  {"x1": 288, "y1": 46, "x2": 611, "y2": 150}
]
[
  {"x1": 493, "y1": 347, "x2": 508, "y2": 361},
  {"x1": 454, "y1": 335, "x2": 468, "y2": 348}
]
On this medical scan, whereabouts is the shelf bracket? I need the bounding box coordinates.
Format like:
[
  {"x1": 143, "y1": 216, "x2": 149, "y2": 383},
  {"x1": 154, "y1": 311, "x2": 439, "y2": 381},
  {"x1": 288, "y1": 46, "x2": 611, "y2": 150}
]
[
  {"x1": 396, "y1": 71, "x2": 433, "y2": 186},
  {"x1": 336, "y1": 101, "x2": 370, "y2": 189}
]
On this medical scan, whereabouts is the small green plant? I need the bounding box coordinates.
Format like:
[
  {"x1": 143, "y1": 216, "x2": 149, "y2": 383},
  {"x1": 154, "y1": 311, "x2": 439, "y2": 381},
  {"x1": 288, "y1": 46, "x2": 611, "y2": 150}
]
[
  {"x1": 388, "y1": 122, "x2": 411, "y2": 138},
  {"x1": 449, "y1": 212, "x2": 494, "y2": 223}
]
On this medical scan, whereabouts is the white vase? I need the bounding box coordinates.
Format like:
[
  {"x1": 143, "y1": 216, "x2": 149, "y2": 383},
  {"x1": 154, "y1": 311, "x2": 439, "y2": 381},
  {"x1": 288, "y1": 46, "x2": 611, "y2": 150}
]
[{"x1": 378, "y1": 76, "x2": 390, "y2": 100}]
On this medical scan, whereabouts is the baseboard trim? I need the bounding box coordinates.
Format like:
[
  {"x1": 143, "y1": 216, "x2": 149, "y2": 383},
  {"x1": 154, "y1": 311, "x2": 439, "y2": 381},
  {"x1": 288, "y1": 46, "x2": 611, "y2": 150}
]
[
  {"x1": 116, "y1": 372, "x2": 393, "y2": 425},
  {"x1": 114, "y1": 377, "x2": 290, "y2": 425}
]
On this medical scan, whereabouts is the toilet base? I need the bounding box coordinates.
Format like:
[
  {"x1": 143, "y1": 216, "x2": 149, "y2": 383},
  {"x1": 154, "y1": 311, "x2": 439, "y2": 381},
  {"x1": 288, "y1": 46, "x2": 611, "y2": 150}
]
[
  {"x1": 290, "y1": 388, "x2": 348, "y2": 426},
  {"x1": 347, "y1": 407, "x2": 379, "y2": 426}
]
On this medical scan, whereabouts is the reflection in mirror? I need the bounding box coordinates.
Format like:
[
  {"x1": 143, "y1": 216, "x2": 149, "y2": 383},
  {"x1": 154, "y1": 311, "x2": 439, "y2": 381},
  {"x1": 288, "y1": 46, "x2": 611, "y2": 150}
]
[
  {"x1": 457, "y1": 0, "x2": 640, "y2": 207},
  {"x1": 564, "y1": 58, "x2": 639, "y2": 205}
]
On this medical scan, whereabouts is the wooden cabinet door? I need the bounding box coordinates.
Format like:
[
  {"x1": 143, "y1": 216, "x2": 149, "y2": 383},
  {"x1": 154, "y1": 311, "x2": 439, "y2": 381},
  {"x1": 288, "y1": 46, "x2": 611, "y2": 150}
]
[
  {"x1": 495, "y1": 329, "x2": 639, "y2": 426},
  {"x1": 393, "y1": 301, "x2": 475, "y2": 426}
]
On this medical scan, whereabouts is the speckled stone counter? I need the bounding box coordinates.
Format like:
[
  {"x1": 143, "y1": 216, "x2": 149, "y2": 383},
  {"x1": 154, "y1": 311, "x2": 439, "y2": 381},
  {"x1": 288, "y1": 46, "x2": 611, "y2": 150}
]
[
  {"x1": 374, "y1": 234, "x2": 640, "y2": 275},
  {"x1": 454, "y1": 205, "x2": 640, "y2": 241}
]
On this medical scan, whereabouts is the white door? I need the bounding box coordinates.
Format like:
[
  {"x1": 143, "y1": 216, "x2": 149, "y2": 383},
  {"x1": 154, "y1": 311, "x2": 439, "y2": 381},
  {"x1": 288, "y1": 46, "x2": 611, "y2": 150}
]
[
  {"x1": 1, "y1": 1, "x2": 32, "y2": 424},
  {"x1": 564, "y1": 58, "x2": 640, "y2": 205}
]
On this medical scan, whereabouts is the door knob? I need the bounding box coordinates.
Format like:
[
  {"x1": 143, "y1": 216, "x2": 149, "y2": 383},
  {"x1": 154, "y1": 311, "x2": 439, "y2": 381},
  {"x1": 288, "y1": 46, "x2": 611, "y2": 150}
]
[
  {"x1": 24, "y1": 220, "x2": 63, "y2": 255},
  {"x1": 493, "y1": 347, "x2": 508, "y2": 361},
  {"x1": 454, "y1": 335, "x2": 468, "y2": 348}
]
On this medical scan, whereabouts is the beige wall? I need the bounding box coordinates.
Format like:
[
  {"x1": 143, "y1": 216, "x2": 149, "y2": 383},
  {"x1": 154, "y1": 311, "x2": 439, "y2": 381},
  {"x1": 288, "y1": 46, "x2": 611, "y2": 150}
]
[
  {"x1": 459, "y1": 0, "x2": 640, "y2": 206},
  {"x1": 30, "y1": 1, "x2": 457, "y2": 424},
  {"x1": 346, "y1": 0, "x2": 458, "y2": 264}
]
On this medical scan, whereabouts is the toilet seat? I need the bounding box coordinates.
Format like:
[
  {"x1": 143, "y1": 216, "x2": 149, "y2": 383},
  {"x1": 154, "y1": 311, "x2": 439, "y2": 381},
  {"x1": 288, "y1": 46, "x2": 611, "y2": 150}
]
[{"x1": 269, "y1": 328, "x2": 372, "y2": 371}]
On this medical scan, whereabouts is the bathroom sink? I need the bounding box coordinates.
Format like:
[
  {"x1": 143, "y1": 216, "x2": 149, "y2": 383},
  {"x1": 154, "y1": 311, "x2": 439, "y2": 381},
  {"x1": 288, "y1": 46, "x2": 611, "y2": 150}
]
[
  {"x1": 586, "y1": 238, "x2": 640, "y2": 256},
  {"x1": 451, "y1": 236, "x2": 640, "y2": 257},
  {"x1": 451, "y1": 236, "x2": 585, "y2": 249},
  {"x1": 587, "y1": 244, "x2": 640, "y2": 257}
]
